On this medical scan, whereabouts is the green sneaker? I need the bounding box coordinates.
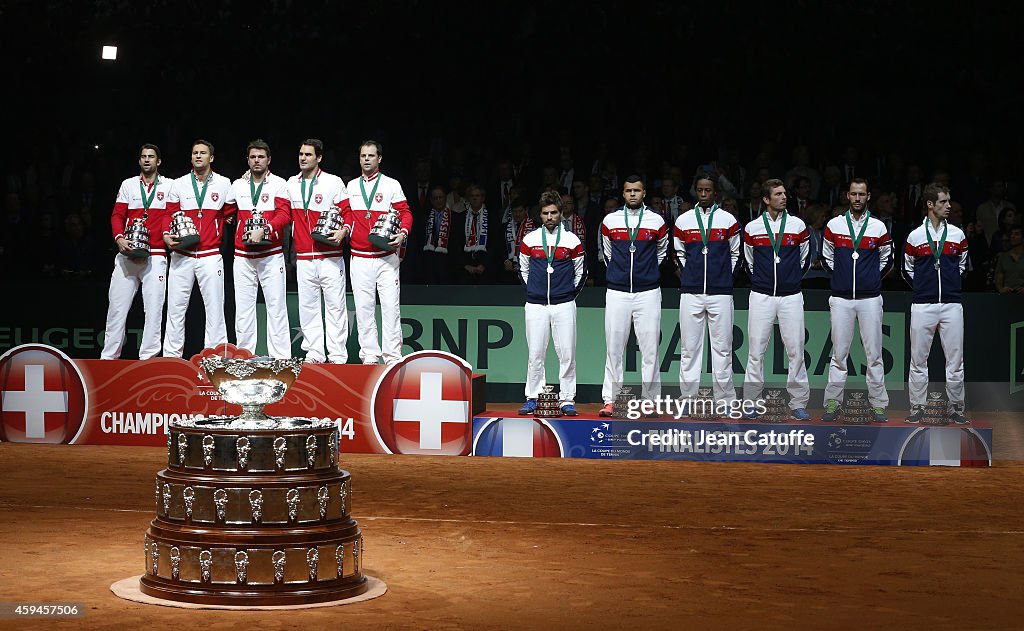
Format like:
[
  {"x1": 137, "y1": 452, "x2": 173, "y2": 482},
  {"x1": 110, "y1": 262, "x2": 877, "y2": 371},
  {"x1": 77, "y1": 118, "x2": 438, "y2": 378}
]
[
  {"x1": 822, "y1": 399, "x2": 841, "y2": 422},
  {"x1": 871, "y1": 407, "x2": 888, "y2": 423}
]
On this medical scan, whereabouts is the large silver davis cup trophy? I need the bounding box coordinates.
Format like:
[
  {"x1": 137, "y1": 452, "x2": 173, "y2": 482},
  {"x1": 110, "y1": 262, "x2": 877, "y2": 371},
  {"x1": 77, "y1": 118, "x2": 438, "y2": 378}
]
[
  {"x1": 244, "y1": 210, "x2": 272, "y2": 246},
  {"x1": 126, "y1": 218, "x2": 152, "y2": 258},
  {"x1": 198, "y1": 356, "x2": 304, "y2": 427},
  {"x1": 311, "y1": 207, "x2": 343, "y2": 245},
  {"x1": 169, "y1": 210, "x2": 200, "y2": 249},
  {"x1": 368, "y1": 207, "x2": 402, "y2": 251}
]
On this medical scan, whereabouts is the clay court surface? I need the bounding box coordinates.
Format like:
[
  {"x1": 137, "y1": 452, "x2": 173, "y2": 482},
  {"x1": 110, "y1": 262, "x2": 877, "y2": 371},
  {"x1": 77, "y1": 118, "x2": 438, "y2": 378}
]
[{"x1": 2, "y1": 411, "x2": 1023, "y2": 630}]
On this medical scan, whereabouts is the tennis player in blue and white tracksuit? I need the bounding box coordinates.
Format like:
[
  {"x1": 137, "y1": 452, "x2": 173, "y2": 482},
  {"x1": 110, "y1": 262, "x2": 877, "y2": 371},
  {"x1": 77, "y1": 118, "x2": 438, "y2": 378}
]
[
  {"x1": 902, "y1": 183, "x2": 969, "y2": 425},
  {"x1": 518, "y1": 192, "x2": 587, "y2": 416},
  {"x1": 599, "y1": 176, "x2": 668, "y2": 415},
  {"x1": 741, "y1": 180, "x2": 811, "y2": 419},
  {"x1": 674, "y1": 176, "x2": 742, "y2": 406},
  {"x1": 821, "y1": 179, "x2": 893, "y2": 422}
]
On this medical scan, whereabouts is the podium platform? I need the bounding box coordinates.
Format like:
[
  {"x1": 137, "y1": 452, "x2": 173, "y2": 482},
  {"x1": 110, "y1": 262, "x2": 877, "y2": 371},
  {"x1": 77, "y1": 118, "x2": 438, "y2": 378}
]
[{"x1": 470, "y1": 410, "x2": 993, "y2": 466}]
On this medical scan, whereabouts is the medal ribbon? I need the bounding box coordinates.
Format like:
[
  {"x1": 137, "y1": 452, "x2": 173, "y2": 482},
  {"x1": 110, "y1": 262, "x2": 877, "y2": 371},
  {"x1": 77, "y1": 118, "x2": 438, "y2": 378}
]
[
  {"x1": 845, "y1": 209, "x2": 871, "y2": 254},
  {"x1": 762, "y1": 210, "x2": 787, "y2": 260},
  {"x1": 623, "y1": 205, "x2": 645, "y2": 250},
  {"x1": 695, "y1": 203, "x2": 719, "y2": 250},
  {"x1": 190, "y1": 172, "x2": 210, "y2": 213},
  {"x1": 924, "y1": 218, "x2": 948, "y2": 266},
  {"x1": 359, "y1": 173, "x2": 382, "y2": 213},
  {"x1": 542, "y1": 223, "x2": 562, "y2": 267},
  {"x1": 249, "y1": 172, "x2": 265, "y2": 211},
  {"x1": 300, "y1": 174, "x2": 316, "y2": 211},
  {"x1": 139, "y1": 176, "x2": 158, "y2": 218}
]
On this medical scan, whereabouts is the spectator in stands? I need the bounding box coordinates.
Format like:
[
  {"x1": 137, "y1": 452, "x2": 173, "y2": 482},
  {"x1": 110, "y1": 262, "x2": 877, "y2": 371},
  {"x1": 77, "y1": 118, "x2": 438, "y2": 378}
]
[
  {"x1": 421, "y1": 186, "x2": 455, "y2": 285},
  {"x1": 994, "y1": 226, "x2": 1024, "y2": 294},
  {"x1": 990, "y1": 207, "x2": 1019, "y2": 254},
  {"x1": 803, "y1": 204, "x2": 831, "y2": 289},
  {"x1": 821, "y1": 165, "x2": 844, "y2": 208},
  {"x1": 787, "y1": 176, "x2": 813, "y2": 217},
  {"x1": 963, "y1": 219, "x2": 991, "y2": 291},
  {"x1": 784, "y1": 144, "x2": 822, "y2": 200},
  {"x1": 740, "y1": 179, "x2": 763, "y2": 224},
  {"x1": 456, "y1": 184, "x2": 496, "y2": 284},
  {"x1": 976, "y1": 180, "x2": 1015, "y2": 246},
  {"x1": 58, "y1": 212, "x2": 100, "y2": 280}
]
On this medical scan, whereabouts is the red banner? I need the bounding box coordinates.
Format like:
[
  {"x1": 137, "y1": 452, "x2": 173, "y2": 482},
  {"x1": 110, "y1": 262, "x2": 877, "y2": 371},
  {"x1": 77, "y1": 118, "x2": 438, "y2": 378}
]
[{"x1": 0, "y1": 344, "x2": 474, "y2": 455}]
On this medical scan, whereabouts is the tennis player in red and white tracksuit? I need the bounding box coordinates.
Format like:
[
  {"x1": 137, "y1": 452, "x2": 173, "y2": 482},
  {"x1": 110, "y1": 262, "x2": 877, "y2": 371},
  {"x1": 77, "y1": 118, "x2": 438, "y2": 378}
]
[
  {"x1": 230, "y1": 141, "x2": 291, "y2": 358},
  {"x1": 741, "y1": 180, "x2": 811, "y2": 418},
  {"x1": 277, "y1": 140, "x2": 350, "y2": 364},
  {"x1": 821, "y1": 179, "x2": 893, "y2": 420},
  {"x1": 599, "y1": 176, "x2": 668, "y2": 415},
  {"x1": 342, "y1": 141, "x2": 412, "y2": 365},
  {"x1": 162, "y1": 140, "x2": 237, "y2": 358},
  {"x1": 101, "y1": 144, "x2": 173, "y2": 360},
  {"x1": 518, "y1": 193, "x2": 587, "y2": 413},
  {"x1": 674, "y1": 176, "x2": 742, "y2": 406},
  {"x1": 902, "y1": 184, "x2": 969, "y2": 424}
]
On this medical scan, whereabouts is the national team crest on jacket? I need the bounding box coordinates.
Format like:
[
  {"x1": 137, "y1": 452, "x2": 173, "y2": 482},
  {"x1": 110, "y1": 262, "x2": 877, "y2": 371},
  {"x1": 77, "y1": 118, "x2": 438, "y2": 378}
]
[
  {"x1": 261, "y1": 193, "x2": 269, "y2": 203},
  {"x1": 157, "y1": 192, "x2": 164, "y2": 201},
  {"x1": 211, "y1": 192, "x2": 219, "y2": 202},
  {"x1": 375, "y1": 193, "x2": 384, "y2": 203},
  {"x1": 314, "y1": 194, "x2": 323, "y2": 204}
]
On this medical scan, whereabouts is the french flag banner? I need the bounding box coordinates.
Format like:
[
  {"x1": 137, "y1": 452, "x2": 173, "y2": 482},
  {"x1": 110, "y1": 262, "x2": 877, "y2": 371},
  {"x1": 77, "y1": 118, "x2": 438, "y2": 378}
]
[
  {"x1": 472, "y1": 417, "x2": 565, "y2": 457},
  {"x1": 897, "y1": 427, "x2": 992, "y2": 467}
]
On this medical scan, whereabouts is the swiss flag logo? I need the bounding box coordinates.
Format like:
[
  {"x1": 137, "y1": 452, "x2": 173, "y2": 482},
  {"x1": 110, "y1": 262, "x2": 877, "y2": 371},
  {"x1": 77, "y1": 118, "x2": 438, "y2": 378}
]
[
  {"x1": 211, "y1": 192, "x2": 219, "y2": 202},
  {"x1": 374, "y1": 193, "x2": 384, "y2": 203},
  {"x1": 370, "y1": 351, "x2": 472, "y2": 455},
  {"x1": 0, "y1": 345, "x2": 88, "y2": 444},
  {"x1": 314, "y1": 194, "x2": 323, "y2": 205},
  {"x1": 157, "y1": 192, "x2": 164, "y2": 201},
  {"x1": 261, "y1": 193, "x2": 269, "y2": 203}
]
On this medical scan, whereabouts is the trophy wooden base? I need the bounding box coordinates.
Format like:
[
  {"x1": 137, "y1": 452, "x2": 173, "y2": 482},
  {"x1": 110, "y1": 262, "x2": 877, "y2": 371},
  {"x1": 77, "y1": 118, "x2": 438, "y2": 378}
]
[
  {"x1": 368, "y1": 234, "x2": 397, "y2": 252},
  {"x1": 126, "y1": 247, "x2": 151, "y2": 259},
  {"x1": 174, "y1": 235, "x2": 200, "y2": 249},
  {"x1": 311, "y1": 232, "x2": 337, "y2": 245},
  {"x1": 139, "y1": 418, "x2": 367, "y2": 606}
]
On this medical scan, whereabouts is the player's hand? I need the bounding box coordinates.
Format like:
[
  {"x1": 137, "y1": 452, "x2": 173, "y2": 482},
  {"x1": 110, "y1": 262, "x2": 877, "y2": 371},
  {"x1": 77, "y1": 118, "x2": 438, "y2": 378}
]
[
  {"x1": 503, "y1": 259, "x2": 515, "y2": 272},
  {"x1": 388, "y1": 231, "x2": 406, "y2": 247},
  {"x1": 164, "y1": 234, "x2": 180, "y2": 248},
  {"x1": 247, "y1": 226, "x2": 266, "y2": 244},
  {"x1": 115, "y1": 237, "x2": 133, "y2": 254}
]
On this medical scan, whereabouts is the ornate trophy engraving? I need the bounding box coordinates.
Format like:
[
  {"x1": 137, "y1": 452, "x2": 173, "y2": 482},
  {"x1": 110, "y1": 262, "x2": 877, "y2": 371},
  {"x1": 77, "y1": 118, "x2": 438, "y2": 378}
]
[
  {"x1": 151, "y1": 541, "x2": 159, "y2": 576},
  {"x1": 339, "y1": 480, "x2": 348, "y2": 514},
  {"x1": 154, "y1": 478, "x2": 161, "y2": 509},
  {"x1": 923, "y1": 391, "x2": 950, "y2": 426},
  {"x1": 166, "y1": 433, "x2": 172, "y2": 463},
  {"x1": 177, "y1": 434, "x2": 188, "y2": 466},
  {"x1": 244, "y1": 210, "x2": 272, "y2": 246},
  {"x1": 311, "y1": 207, "x2": 343, "y2": 245},
  {"x1": 612, "y1": 386, "x2": 636, "y2": 419},
  {"x1": 237, "y1": 437, "x2": 251, "y2": 469},
  {"x1": 126, "y1": 217, "x2": 152, "y2": 258},
  {"x1": 306, "y1": 435, "x2": 317, "y2": 468},
  {"x1": 761, "y1": 389, "x2": 789, "y2": 423},
  {"x1": 202, "y1": 435, "x2": 215, "y2": 466},
  {"x1": 274, "y1": 437, "x2": 288, "y2": 469},
  {"x1": 844, "y1": 392, "x2": 872, "y2": 424},
  {"x1": 368, "y1": 207, "x2": 402, "y2": 251},
  {"x1": 249, "y1": 489, "x2": 264, "y2": 523},
  {"x1": 183, "y1": 486, "x2": 195, "y2": 521},
  {"x1": 199, "y1": 550, "x2": 213, "y2": 583},
  {"x1": 198, "y1": 357, "x2": 304, "y2": 425},
  {"x1": 144, "y1": 538, "x2": 150, "y2": 574},
  {"x1": 536, "y1": 385, "x2": 561, "y2": 417},
  {"x1": 214, "y1": 489, "x2": 228, "y2": 522},
  {"x1": 234, "y1": 551, "x2": 249, "y2": 584},
  {"x1": 336, "y1": 545, "x2": 345, "y2": 578},
  {"x1": 170, "y1": 546, "x2": 181, "y2": 581},
  {"x1": 318, "y1": 486, "x2": 329, "y2": 520},
  {"x1": 272, "y1": 551, "x2": 286, "y2": 584},
  {"x1": 329, "y1": 432, "x2": 337, "y2": 466},
  {"x1": 169, "y1": 210, "x2": 200, "y2": 249},
  {"x1": 307, "y1": 548, "x2": 319, "y2": 582},
  {"x1": 353, "y1": 539, "x2": 361, "y2": 573},
  {"x1": 162, "y1": 483, "x2": 172, "y2": 515},
  {"x1": 286, "y1": 489, "x2": 300, "y2": 522},
  {"x1": 691, "y1": 387, "x2": 718, "y2": 420}
]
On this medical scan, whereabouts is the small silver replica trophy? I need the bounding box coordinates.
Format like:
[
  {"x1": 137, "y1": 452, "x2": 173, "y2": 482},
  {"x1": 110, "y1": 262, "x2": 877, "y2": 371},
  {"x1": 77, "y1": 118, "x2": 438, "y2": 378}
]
[
  {"x1": 169, "y1": 210, "x2": 200, "y2": 249},
  {"x1": 368, "y1": 208, "x2": 402, "y2": 251},
  {"x1": 842, "y1": 391, "x2": 872, "y2": 424},
  {"x1": 311, "y1": 207, "x2": 343, "y2": 245},
  {"x1": 535, "y1": 385, "x2": 562, "y2": 418},
  {"x1": 244, "y1": 210, "x2": 272, "y2": 246},
  {"x1": 690, "y1": 387, "x2": 718, "y2": 420},
  {"x1": 612, "y1": 386, "x2": 636, "y2": 419},
  {"x1": 126, "y1": 218, "x2": 151, "y2": 258},
  {"x1": 760, "y1": 388, "x2": 789, "y2": 424},
  {"x1": 921, "y1": 391, "x2": 950, "y2": 426}
]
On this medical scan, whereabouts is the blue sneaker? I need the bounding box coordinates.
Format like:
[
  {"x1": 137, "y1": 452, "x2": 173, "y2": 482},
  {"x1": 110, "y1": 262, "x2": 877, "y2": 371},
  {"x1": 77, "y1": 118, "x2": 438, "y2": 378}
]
[
  {"x1": 560, "y1": 404, "x2": 579, "y2": 416},
  {"x1": 518, "y1": 399, "x2": 538, "y2": 415},
  {"x1": 791, "y1": 408, "x2": 811, "y2": 421},
  {"x1": 741, "y1": 410, "x2": 759, "y2": 420}
]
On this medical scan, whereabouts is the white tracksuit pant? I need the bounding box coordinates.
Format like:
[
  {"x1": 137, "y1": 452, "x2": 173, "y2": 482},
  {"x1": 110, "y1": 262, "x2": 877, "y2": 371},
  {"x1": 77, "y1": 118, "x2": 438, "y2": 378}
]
[
  {"x1": 101, "y1": 253, "x2": 166, "y2": 360},
  {"x1": 524, "y1": 301, "x2": 577, "y2": 405},
  {"x1": 824, "y1": 295, "x2": 889, "y2": 407},
  {"x1": 296, "y1": 257, "x2": 349, "y2": 363},
  {"x1": 350, "y1": 254, "x2": 402, "y2": 365},
  {"x1": 163, "y1": 252, "x2": 227, "y2": 358},
  {"x1": 742, "y1": 291, "x2": 809, "y2": 409},
  {"x1": 679, "y1": 293, "x2": 737, "y2": 403},
  {"x1": 602, "y1": 287, "x2": 661, "y2": 403},
  {"x1": 233, "y1": 252, "x2": 290, "y2": 359},
  {"x1": 909, "y1": 302, "x2": 965, "y2": 407}
]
